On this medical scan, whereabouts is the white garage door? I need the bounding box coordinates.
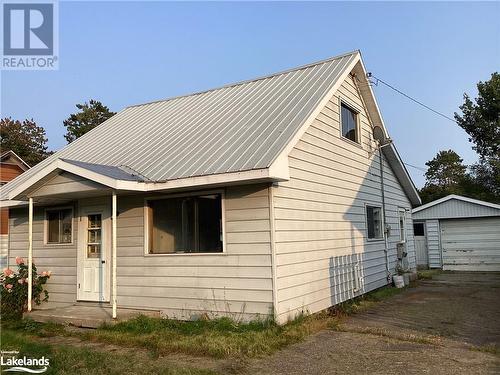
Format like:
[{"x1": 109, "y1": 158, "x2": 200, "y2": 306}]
[{"x1": 441, "y1": 217, "x2": 500, "y2": 271}]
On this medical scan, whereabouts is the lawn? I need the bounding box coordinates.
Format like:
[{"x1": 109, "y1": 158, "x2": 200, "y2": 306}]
[{"x1": 0, "y1": 285, "x2": 408, "y2": 373}]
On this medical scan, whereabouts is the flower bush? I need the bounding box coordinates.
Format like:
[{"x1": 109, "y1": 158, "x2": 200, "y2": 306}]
[{"x1": 1, "y1": 257, "x2": 51, "y2": 320}]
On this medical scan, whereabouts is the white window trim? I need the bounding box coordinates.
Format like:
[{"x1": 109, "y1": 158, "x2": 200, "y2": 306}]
[
  {"x1": 339, "y1": 97, "x2": 362, "y2": 146},
  {"x1": 365, "y1": 203, "x2": 384, "y2": 242},
  {"x1": 143, "y1": 189, "x2": 227, "y2": 256},
  {"x1": 398, "y1": 207, "x2": 407, "y2": 243},
  {"x1": 43, "y1": 206, "x2": 74, "y2": 246}
]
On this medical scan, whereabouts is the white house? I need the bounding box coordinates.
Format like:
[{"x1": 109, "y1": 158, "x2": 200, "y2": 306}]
[
  {"x1": 412, "y1": 195, "x2": 500, "y2": 271},
  {"x1": 0, "y1": 50, "x2": 421, "y2": 324}
]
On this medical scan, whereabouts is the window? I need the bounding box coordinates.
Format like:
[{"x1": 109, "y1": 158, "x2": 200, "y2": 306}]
[
  {"x1": 147, "y1": 194, "x2": 223, "y2": 254},
  {"x1": 87, "y1": 214, "x2": 102, "y2": 258},
  {"x1": 341, "y1": 102, "x2": 358, "y2": 143},
  {"x1": 46, "y1": 208, "x2": 72, "y2": 244},
  {"x1": 413, "y1": 222, "x2": 425, "y2": 236},
  {"x1": 398, "y1": 209, "x2": 406, "y2": 242},
  {"x1": 366, "y1": 205, "x2": 383, "y2": 239}
]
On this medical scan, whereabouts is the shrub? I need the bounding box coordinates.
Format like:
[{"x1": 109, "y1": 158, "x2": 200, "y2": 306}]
[{"x1": 1, "y1": 257, "x2": 51, "y2": 320}]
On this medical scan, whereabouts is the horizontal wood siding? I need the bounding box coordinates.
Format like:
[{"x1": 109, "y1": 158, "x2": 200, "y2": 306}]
[
  {"x1": 114, "y1": 184, "x2": 273, "y2": 320},
  {"x1": 273, "y1": 73, "x2": 415, "y2": 322},
  {"x1": 425, "y1": 220, "x2": 442, "y2": 268},
  {"x1": 8, "y1": 205, "x2": 78, "y2": 308},
  {"x1": 0, "y1": 163, "x2": 24, "y2": 182}
]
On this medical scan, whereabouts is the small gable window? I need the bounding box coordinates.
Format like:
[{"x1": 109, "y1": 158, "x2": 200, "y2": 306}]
[{"x1": 341, "y1": 102, "x2": 359, "y2": 143}]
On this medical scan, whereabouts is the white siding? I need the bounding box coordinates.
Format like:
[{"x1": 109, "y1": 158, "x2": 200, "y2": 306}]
[
  {"x1": 413, "y1": 198, "x2": 500, "y2": 220},
  {"x1": 9, "y1": 206, "x2": 78, "y2": 308},
  {"x1": 114, "y1": 184, "x2": 273, "y2": 320},
  {"x1": 440, "y1": 217, "x2": 500, "y2": 271},
  {"x1": 272, "y1": 73, "x2": 415, "y2": 323},
  {"x1": 426, "y1": 219, "x2": 442, "y2": 268}
]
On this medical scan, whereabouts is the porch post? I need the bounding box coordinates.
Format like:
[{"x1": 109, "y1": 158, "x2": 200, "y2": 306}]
[
  {"x1": 112, "y1": 191, "x2": 117, "y2": 319},
  {"x1": 27, "y1": 197, "x2": 33, "y2": 311}
]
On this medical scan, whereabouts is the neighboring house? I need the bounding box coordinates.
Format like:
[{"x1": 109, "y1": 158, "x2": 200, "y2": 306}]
[
  {"x1": 0, "y1": 151, "x2": 30, "y2": 268},
  {"x1": 0, "y1": 51, "x2": 421, "y2": 323},
  {"x1": 412, "y1": 195, "x2": 500, "y2": 271}
]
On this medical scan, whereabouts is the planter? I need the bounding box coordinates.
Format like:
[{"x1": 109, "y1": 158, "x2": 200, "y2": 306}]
[{"x1": 393, "y1": 275, "x2": 405, "y2": 288}]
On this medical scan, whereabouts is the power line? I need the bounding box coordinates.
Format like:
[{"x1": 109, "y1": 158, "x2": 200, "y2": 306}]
[
  {"x1": 404, "y1": 162, "x2": 427, "y2": 172},
  {"x1": 366, "y1": 73, "x2": 458, "y2": 124}
]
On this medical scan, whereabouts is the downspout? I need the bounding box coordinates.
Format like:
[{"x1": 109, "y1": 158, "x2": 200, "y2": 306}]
[
  {"x1": 378, "y1": 143, "x2": 392, "y2": 283},
  {"x1": 268, "y1": 183, "x2": 279, "y2": 322}
]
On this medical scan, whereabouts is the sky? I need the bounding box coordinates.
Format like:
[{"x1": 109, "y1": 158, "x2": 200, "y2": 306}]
[{"x1": 1, "y1": 1, "x2": 499, "y2": 187}]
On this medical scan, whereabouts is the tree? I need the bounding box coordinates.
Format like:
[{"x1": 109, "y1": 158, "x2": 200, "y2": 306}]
[
  {"x1": 454, "y1": 72, "x2": 500, "y2": 203},
  {"x1": 63, "y1": 100, "x2": 116, "y2": 143},
  {"x1": 0, "y1": 118, "x2": 51, "y2": 166},
  {"x1": 454, "y1": 72, "x2": 500, "y2": 160},
  {"x1": 419, "y1": 150, "x2": 467, "y2": 203}
]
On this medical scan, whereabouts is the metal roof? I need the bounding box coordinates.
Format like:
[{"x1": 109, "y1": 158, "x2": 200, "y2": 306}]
[
  {"x1": 412, "y1": 194, "x2": 500, "y2": 220},
  {"x1": 1, "y1": 51, "x2": 358, "y2": 200}
]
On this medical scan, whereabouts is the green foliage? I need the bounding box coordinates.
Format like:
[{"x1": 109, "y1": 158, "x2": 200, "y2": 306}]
[
  {"x1": 0, "y1": 118, "x2": 51, "y2": 166},
  {"x1": 454, "y1": 72, "x2": 500, "y2": 160},
  {"x1": 63, "y1": 99, "x2": 116, "y2": 143},
  {"x1": 1, "y1": 258, "x2": 51, "y2": 320},
  {"x1": 453, "y1": 72, "x2": 500, "y2": 203}
]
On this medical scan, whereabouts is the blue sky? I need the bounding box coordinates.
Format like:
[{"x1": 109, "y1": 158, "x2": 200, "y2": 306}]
[{"x1": 1, "y1": 1, "x2": 499, "y2": 187}]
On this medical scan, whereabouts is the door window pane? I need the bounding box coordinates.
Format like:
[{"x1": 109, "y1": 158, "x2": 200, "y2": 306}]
[{"x1": 87, "y1": 214, "x2": 101, "y2": 258}]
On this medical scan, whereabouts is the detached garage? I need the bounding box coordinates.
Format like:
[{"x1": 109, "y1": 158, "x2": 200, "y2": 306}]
[{"x1": 412, "y1": 195, "x2": 500, "y2": 271}]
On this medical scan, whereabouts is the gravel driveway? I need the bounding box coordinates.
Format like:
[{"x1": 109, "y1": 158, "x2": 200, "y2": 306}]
[{"x1": 244, "y1": 272, "x2": 500, "y2": 375}]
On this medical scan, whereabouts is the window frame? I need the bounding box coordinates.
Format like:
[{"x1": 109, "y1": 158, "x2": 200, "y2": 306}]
[
  {"x1": 143, "y1": 189, "x2": 226, "y2": 256},
  {"x1": 398, "y1": 208, "x2": 407, "y2": 243},
  {"x1": 44, "y1": 206, "x2": 74, "y2": 246},
  {"x1": 365, "y1": 204, "x2": 384, "y2": 242},
  {"x1": 339, "y1": 99, "x2": 361, "y2": 145}
]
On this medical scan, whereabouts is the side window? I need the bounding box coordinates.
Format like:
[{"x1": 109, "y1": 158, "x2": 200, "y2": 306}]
[
  {"x1": 46, "y1": 208, "x2": 73, "y2": 244},
  {"x1": 366, "y1": 205, "x2": 383, "y2": 239},
  {"x1": 341, "y1": 102, "x2": 359, "y2": 143},
  {"x1": 398, "y1": 209, "x2": 407, "y2": 242}
]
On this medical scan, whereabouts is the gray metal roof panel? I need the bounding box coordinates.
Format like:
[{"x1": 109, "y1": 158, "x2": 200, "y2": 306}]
[
  {"x1": 1, "y1": 51, "x2": 358, "y2": 197},
  {"x1": 60, "y1": 159, "x2": 147, "y2": 181}
]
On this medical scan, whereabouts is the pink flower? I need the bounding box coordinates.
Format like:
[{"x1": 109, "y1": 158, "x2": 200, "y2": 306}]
[
  {"x1": 18, "y1": 278, "x2": 25, "y2": 284},
  {"x1": 5, "y1": 284, "x2": 13, "y2": 289},
  {"x1": 3, "y1": 268, "x2": 13, "y2": 277},
  {"x1": 15, "y1": 257, "x2": 25, "y2": 265}
]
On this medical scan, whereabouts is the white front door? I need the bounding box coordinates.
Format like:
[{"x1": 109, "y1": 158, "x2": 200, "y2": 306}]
[{"x1": 78, "y1": 205, "x2": 110, "y2": 301}]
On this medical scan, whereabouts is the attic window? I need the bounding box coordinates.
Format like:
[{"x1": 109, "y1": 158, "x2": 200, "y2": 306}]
[
  {"x1": 341, "y1": 102, "x2": 359, "y2": 143},
  {"x1": 146, "y1": 194, "x2": 223, "y2": 254}
]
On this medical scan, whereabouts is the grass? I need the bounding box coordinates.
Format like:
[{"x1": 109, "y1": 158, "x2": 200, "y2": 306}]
[
  {"x1": 470, "y1": 344, "x2": 500, "y2": 357},
  {"x1": 417, "y1": 269, "x2": 442, "y2": 280},
  {"x1": 0, "y1": 328, "x2": 215, "y2": 375},
  {"x1": 1, "y1": 284, "x2": 407, "y2": 370}
]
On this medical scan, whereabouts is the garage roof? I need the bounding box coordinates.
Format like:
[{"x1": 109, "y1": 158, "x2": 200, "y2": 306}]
[{"x1": 412, "y1": 195, "x2": 500, "y2": 220}]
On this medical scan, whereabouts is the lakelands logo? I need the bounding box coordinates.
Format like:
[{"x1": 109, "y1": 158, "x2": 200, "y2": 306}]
[
  {"x1": 1, "y1": 351, "x2": 49, "y2": 373},
  {"x1": 1, "y1": 0, "x2": 59, "y2": 70}
]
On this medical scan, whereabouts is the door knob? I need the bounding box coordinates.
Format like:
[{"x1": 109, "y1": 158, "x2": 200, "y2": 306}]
[{"x1": 101, "y1": 260, "x2": 106, "y2": 264}]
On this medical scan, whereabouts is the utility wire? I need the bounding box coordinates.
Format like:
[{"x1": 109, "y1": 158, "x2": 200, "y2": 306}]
[
  {"x1": 366, "y1": 73, "x2": 458, "y2": 124},
  {"x1": 404, "y1": 162, "x2": 427, "y2": 172}
]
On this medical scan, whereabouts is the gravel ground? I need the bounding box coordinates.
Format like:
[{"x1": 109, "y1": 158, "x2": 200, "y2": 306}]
[{"x1": 244, "y1": 272, "x2": 500, "y2": 375}]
